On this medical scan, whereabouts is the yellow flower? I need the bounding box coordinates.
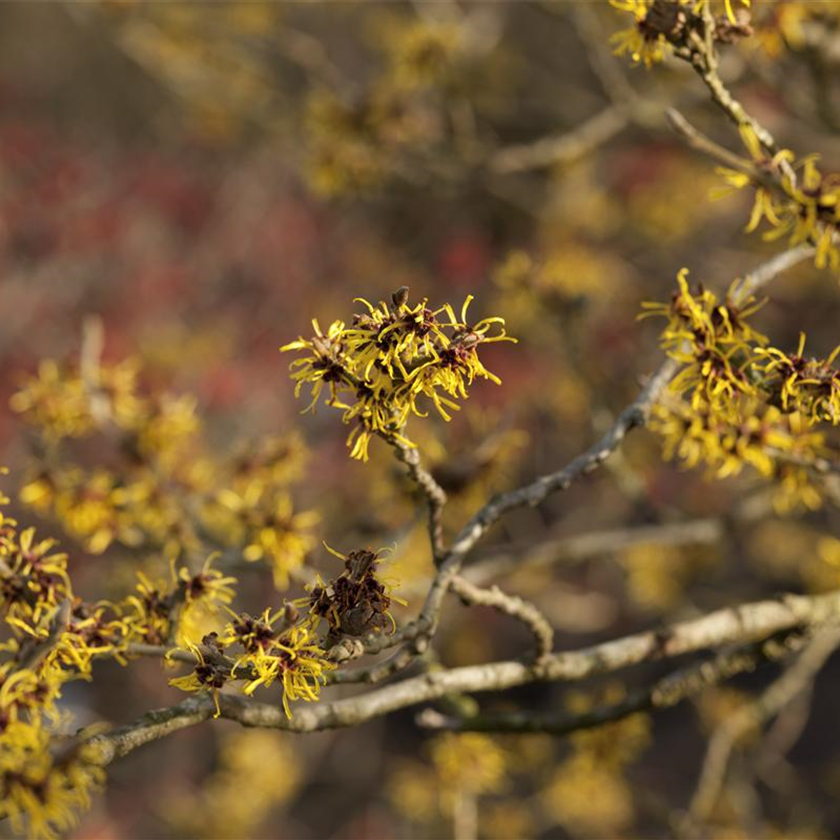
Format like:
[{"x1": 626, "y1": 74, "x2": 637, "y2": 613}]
[
  {"x1": 281, "y1": 290, "x2": 514, "y2": 461},
  {"x1": 205, "y1": 487, "x2": 318, "y2": 589},
  {"x1": 714, "y1": 125, "x2": 840, "y2": 272},
  {"x1": 10, "y1": 360, "x2": 95, "y2": 442},
  {"x1": 0, "y1": 527, "x2": 71, "y2": 625},
  {"x1": 221, "y1": 608, "x2": 334, "y2": 718},
  {"x1": 168, "y1": 638, "x2": 228, "y2": 718},
  {"x1": 641, "y1": 268, "x2": 768, "y2": 413},
  {"x1": 0, "y1": 719, "x2": 105, "y2": 840},
  {"x1": 429, "y1": 733, "x2": 507, "y2": 796}
]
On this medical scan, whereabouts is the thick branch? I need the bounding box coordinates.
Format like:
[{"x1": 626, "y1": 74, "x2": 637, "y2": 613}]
[{"x1": 89, "y1": 586, "x2": 840, "y2": 760}]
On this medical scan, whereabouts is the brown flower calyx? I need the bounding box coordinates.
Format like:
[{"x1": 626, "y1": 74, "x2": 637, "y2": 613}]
[{"x1": 308, "y1": 548, "x2": 395, "y2": 638}]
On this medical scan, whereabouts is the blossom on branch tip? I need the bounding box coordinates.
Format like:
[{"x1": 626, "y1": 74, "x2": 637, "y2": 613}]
[{"x1": 281, "y1": 289, "x2": 514, "y2": 461}]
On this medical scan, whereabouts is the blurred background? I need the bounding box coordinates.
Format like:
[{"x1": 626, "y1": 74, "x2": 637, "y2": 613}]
[{"x1": 1, "y1": 2, "x2": 840, "y2": 838}]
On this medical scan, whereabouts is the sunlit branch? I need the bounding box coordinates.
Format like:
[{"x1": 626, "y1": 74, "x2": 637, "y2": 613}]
[{"x1": 89, "y1": 586, "x2": 840, "y2": 756}]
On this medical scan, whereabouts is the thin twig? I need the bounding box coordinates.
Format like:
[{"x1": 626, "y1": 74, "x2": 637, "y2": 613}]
[
  {"x1": 392, "y1": 441, "x2": 448, "y2": 562},
  {"x1": 450, "y1": 574, "x2": 554, "y2": 661},
  {"x1": 465, "y1": 516, "x2": 728, "y2": 586},
  {"x1": 684, "y1": 626, "x2": 840, "y2": 832},
  {"x1": 489, "y1": 106, "x2": 629, "y2": 174},
  {"x1": 665, "y1": 107, "x2": 760, "y2": 173}
]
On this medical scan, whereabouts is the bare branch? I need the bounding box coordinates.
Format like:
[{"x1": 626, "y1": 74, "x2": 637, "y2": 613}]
[
  {"x1": 684, "y1": 626, "x2": 840, "y2": 831},
  {"x1": 732, "y1": 242, "x2": 817, "y2": 301},
  {"x1": 327, "y1": 636, "x2": 430, "y2": 685},
  {"x1": 489, "y1": 106, "x2": 628, "y2": 174},
  {"x1": 665, "y1": 107, "x2": 760, "y2": 173},
  {"x1": 416, "y1": 630, "x2": 811, "y2": 735},
  {"x1": 442, "y1": 358, "x2": 681, "y2": 567},
  {"x1": 450, "y1": 574, "x2": 554, "y2": 661},
  {"x1": 674, "y1": 3, "x2": 785, "y2": 161},
  {"x1": 89, "y1": 696, "x2": 210, "y2": 766},
  {"x1": 465, "y1": 517, "x2": 728, "y2": 586},
  {"x1": 392, "y1": 440, "x2": 448, "y2": 562}
]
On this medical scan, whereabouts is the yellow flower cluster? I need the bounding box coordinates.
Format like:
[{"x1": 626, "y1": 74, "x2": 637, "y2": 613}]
[
  {"x1": 0, "y1": 460, "x2": 254, "y2": 839},
  {"x1": 651, "y1": 398, "x2": 825, "y2": 510},
  {"x1": 90, "y1": 2, "x2": 286, "y2": 143},
  {"x1": 383, "y1": 19, "x2": 463, "y2": 90},
  {"x1": 122, "y1": 556, "x2": 237, "y2": 647},
  {"x1": 644, "y1": 269, "x2": 839, "y2": 510},
  {"x1": 12, "y1": 356, "x2": 203, "y2": 555},
  {"x1": 757, "y1": 333, "x2": 840, "y2": 423},
  {"x1": 750, "y1": 1, "x2": 840, "y2": 58},
  {"x1": 169, "y1": 542, "x2": 407, "y2": 718},
  {"x1": 611, "y1": 0, "x2": 751, "y2": 68},
  {"x1": 641, "y1": 268, "x2": 767, "y2": 409},
  {"x1": 0, "y1": 721, "x2": 105, "y2": 840},
  {"x1": 159, "y1": 728, "x2": 301, "y2": 839},
  {"x1": 619, "y1": 541, "x2": 718, "y2": 612},
  {"x1": 429, "y1": 733, "x2": 508, "y2": 797},
  {"x1": 0, "y1": 488, "x2": 111, "y2": 837},
  {"x1": 10, "y1": 358, "x2": 143, "y2": 442},
  {"x1": 491, "y1": 246, "x2": 616, "y2": 334},
  {"x1": 716, "y1": 125, "x2": 840, "y2": 271},
  {"x1": 11, "y1": 358, "x2": 191, "y2": 452},
  {"x1": 282, "y1": 288, "x2": 514, "y2": 461},
  {"x1": 12, "y1": 349, "x2": 317, "y2": 588},
  {"x1": 610, "y1": 1, "x2": 840, "y2": 273},
  {"x1": 542, "y1": 684, "x2": 651, "y2": 836},
  {"x1": 170, "y1": 606, "x2": 334, "y2": 719},
  {"x1": 1, "y1": 471, "x2": 394, "y2": 831},
  {"x1": 202, "y1": 480, "x2": 318, "y2": 590},
  {"x1": 303, "y1": 17, "x2": 475, "y2": 196}
]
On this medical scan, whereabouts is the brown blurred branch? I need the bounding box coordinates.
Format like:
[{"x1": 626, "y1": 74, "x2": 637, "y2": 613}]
[
  {"x1": 489, "y1": 106, "x2": 629, "y2": 174},
  {"x1": 683, "y1": 625, "x2": 840, "y2": 833},
  {"x1": 465, "y1": 516, "x2": 728, "y2": 585}
]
